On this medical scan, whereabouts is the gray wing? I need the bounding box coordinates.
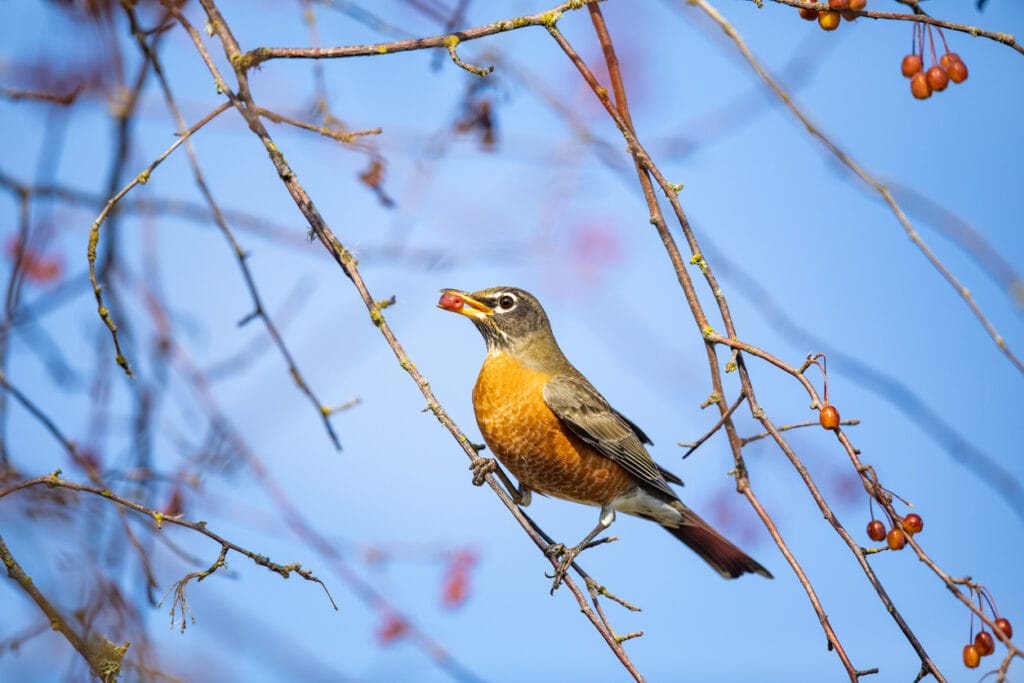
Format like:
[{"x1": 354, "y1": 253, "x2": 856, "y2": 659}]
[{"x1": 543, "y1": 375, "x2": 678, "y2": 498}]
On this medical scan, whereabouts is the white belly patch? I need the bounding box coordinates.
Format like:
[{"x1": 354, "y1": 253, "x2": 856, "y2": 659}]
[{"x1": 610, "y1": 488, "x2": 684, "y2": 527}]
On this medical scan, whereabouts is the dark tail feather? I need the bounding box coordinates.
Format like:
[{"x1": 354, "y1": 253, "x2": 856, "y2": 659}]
[{"x1": 661, "y1": 504, "x2": 773, "y2": 579}]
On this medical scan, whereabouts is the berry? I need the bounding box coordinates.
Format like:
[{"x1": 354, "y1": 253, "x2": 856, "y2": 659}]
[
  {"x1": 974, "y1": 630, "x2": 995, "y2": 656},
  {"x1": 437, "y1": 292, "x2": 465, "y2": 311},
  {"x1": 940, "y1": 52, "x2": 962, "y2": 70},
  {"x1": 947, "y1": 59, "x2": 968, "y2": 84},
  {"x1": 799, "y1": 6, "x2": 819, "y2": 20},
  {"x1": 886, "y1": 528, "x2": 906, "y2": 550},
  {"x1": 910, "y1": 72, "x2": 932, "y2": 100},
  {"x1": 818, "y1": 10, "x2": 841, "y2": 31},
  {"x1": 902, "y1": 513, "x2": 923, "y2": 535},
  {"x1": 901, "y1": 54, "x2": 923, "y2": 78},
  {"x1": 828, "y1": 0, "x2": 850, "y2": 8},
  {"x1": 963, "y1": 644, "x2": 980, "y2": 668},
  {"x1": 995, "y1": 617, "x2": 1013, "y2": 639},
  {"x1": 842, "y1": 0, "x2": 866, "y2": 20},
  {"x1": 820, "y1": 405, "x2": 840, "y2": 430},
  {"x1": 867, "y1": 520, "x2": 886, "y2": 542},
  {"x1": 926, "y1": 65, "x2": 949, "y2": 92}
]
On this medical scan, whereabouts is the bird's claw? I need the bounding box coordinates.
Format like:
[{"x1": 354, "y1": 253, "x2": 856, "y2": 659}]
[
  {"x1": 544, "y1": 543, "x2": 579, "y2": 594},
  {"x1": 469, "y1": 457, "x2": 497, "y2": 486}
]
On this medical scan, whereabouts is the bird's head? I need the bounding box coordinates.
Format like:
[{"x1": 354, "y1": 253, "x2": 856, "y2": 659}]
[{"x1": 438, "y1": 286, "x2": 554, "y2": 354}]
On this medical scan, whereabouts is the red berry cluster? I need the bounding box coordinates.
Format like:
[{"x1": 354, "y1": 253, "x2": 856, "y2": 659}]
[
  {"x1": 964, "y1": 617, "x2": 1013, "y2": 668},
  {"x1": 798, "y1": 0, "x2": 867, "y2": 31},
  {"x1": 866, "y1": 512, "x2": 922, "y2": 551},
  {"x1": 962, "y1": 585, "x2": 1014, "y2": 669},
  {"x1": 902, "y1": 23, "x2": 968, "y2": 100}
]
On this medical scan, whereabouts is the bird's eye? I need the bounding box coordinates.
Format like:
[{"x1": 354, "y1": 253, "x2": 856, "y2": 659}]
[{"x1": 497, "y1": 294, "x2": 516, "y2": 311}]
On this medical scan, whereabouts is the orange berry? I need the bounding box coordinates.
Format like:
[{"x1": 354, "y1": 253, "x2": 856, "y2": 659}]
[
  {"x1": 902, "y1": 513, "x2": 923, "y2": 535},
  {"x1": 995, "y1": 617, "x2": 1013, "y2": 639},
  {"x1": 901, "y1": 54, "x2": 923, "y2": 78},
  {"x1": 974, "y1": 630, "x2": 995, "y2": 656},
  {"x1": 886, "y1": 527, "x2": 906, "y2": 550},
  {"x1": 910, "y1": 72, "x2": 932, "y2": 99},
  {"x1": 843, "y1": 0, "x2": 865, "y2": 19},
  {"x1": 867, "y1": 520, "x2": 886, "y2": 542},
  {"x1": 818, "y1": 10, "x2": 841, "y2": 30},
  {"x1": 940, "y1": 52, "x2": 962, "y2": 69},
  {"x1": 947, "y1": 59, "x2": 969, "y2": 84},
  {"x1": 799, "y1": 6, "x2": 819, "y2": 20},
  {"x1": 926, "y1": 65, "x2": 949, "y2": 92},
  {"x1": 819, "y1": 405, "x2": 840, "y2": 430},
  {"x1": 963, "y1": 644, "x2": 981, "y2": 668},
  {"x1": 829, "y1": 0, "x2": 850, "y2": 7}
]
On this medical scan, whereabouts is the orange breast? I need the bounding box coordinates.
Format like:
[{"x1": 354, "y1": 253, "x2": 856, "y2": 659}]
[{"x1": 472, "y1": 352, "x2": 634, "y2": 506}]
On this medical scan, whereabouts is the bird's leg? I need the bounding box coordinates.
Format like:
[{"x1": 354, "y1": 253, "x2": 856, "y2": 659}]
[
  {"x1": 545, "y1": 507, "x2": 616, "y2": 593},
  {"x1": 469, "y1": 457, "x2": 532, "y2": 506}
]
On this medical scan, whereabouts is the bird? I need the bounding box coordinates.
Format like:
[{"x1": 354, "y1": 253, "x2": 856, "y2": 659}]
[{"x1": 438, "y1": 286, "x2": 772, "y2": 586}]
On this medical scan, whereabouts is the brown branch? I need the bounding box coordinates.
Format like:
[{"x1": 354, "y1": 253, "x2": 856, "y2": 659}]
[
  {"x1": 0, "y1": 85, "x2": 81, "y2": 105},
  {"x1": 0, "y1": 532, "x2": 114, "y2": 680},
  {"x1": 679, "y1": 392, "x2": 746, "y2": 458},
  {"x1": 0, "y1": 472, "x2": 338, "y2": 613},
  {"x1": 237, "y1": 0, "x2": 604, "y2": 70},
  {"x1": 738, "y1": 418, "x2": 860, "y2": 446},
  {"x1": 257, "y1": 105, "x2": 382, "y2": 146},
  {"x1": 765, "y1": 0, "x2": 1024, "y2": 56}
]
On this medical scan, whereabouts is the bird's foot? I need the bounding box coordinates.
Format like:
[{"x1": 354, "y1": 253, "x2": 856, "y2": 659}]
[
  {"x1": 543, "y1": 536, "x2": 618, "y2": 594},
  {"x1": 543, "y1": 543, "x2": 577, "y2": 594},
  {"x1": 469, "y1": 457, "x2": 497, "y2": 486}
]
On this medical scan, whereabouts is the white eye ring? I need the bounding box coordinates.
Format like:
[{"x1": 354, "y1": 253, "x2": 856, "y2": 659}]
[{"x1": 496, "y1": 293, "x2": 516, "y2": 311}]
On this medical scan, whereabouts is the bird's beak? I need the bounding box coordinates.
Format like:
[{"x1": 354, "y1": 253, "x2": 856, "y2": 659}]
[{"x1": 438, "y1": 289, "x2": 492, "y2": 321}]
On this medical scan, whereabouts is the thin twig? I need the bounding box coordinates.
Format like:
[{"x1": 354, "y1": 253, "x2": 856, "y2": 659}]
[
  {"x1": 0, "y1": 472, "x2": 338, "y2": 611},
  {"x1": 236, "y1": 0, "x2": 605, "y2": 69},
  {"x1": 256, "y1": 106, "x2": 382, "y2": 146},
  {"x1": 739, "y1": 418, "x2": 860, "y2": 446},
  {"x1": 87, "y1": 101, "x2": 232, "y2": 376},
  {"x1": 0, "y1": 85, "x2": 81, "y2": 105},
  {"x1": 679, "y1": 392, "x2": 745, "y2": 458}
]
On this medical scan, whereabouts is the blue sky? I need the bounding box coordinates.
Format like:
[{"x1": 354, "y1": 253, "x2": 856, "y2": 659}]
[{"x1": 1, "y1": 1, "x2": 1023, "y2": 681}]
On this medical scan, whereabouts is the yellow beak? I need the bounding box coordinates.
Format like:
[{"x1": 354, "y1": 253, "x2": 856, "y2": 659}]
[{"x1": 438, "y1": 289, "x2": 492, "y2": 321}]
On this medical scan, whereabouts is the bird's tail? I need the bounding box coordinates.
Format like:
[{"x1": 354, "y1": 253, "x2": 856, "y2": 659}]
[{"x1": 662, "y1": 502, "x2": 773, "y2": 579}]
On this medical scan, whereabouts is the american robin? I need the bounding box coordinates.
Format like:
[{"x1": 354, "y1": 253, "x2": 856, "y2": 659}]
[{"x1": 438, "y1": 286, "x2": 772, "y2": 583}]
